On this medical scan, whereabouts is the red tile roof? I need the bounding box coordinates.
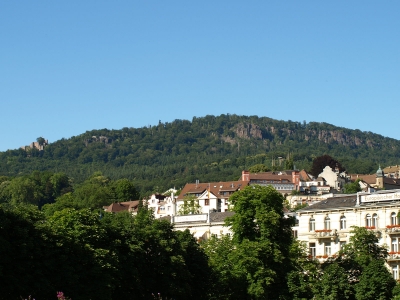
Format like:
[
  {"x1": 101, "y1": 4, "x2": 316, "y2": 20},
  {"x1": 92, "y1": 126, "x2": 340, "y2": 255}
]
[
  {"x1": 177, "y1": 180, "x2": 249, "y2": 200},
  {"x1": 104, "y1": 200, "x2": 140, "y2": 213}
]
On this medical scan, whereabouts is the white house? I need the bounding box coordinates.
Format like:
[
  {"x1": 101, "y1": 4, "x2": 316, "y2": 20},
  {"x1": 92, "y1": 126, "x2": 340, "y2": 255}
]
[
  {"x1": 146, "y1": 193, "x2": 176, "y2": 219},
  {"x1": 170, "y1": 211, "x2": 234, "y2": 242},
  {"x1": 176, "y1": 180, "x2": 249, "y2": 214}
]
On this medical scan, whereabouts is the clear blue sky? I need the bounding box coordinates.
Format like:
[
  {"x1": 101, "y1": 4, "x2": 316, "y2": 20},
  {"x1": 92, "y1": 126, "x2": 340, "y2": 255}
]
[{"x1": 1, "y1": 1, "x2": 399, "y2": 151}]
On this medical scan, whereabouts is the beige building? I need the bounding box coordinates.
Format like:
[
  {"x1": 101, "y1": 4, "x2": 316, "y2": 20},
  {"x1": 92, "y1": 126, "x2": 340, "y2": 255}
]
[
  {"x1": 294, "y1": 189, "x2": 400, "y2": 279},
  {"x1": 170, "y1": 212, "x2": 234, "y2": 242}
]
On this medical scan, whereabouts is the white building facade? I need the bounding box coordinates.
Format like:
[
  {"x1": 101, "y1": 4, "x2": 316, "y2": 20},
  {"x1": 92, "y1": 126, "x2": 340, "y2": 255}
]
[{"x1": 294, "y1": 189, "x2": 400, "y2": 279}]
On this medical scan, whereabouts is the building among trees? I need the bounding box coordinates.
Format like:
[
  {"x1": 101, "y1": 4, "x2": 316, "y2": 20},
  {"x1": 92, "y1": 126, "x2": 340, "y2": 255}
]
[{"x1": 294, "y1": 188, "x2": 400, "y2": 279}]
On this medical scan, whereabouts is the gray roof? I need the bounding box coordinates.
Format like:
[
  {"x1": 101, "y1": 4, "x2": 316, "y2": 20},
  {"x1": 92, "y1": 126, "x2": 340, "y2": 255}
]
[
  {"x1": 298, "y1": 195, "x2": 357, "y2": 212},
  {"x1": 209, "y1": 211, "x2": 235, "y2": 222}
]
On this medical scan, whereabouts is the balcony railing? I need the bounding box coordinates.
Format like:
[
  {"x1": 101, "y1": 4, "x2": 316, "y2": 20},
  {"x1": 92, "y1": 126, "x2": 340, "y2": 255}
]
[
  {"x1": 364, "y1": 226, "x2": 382, "y2": 238},
  {"x1": 386, "y1": 225, "x2": 400, "y2": 234},
  {"x1": 387, "y1": 252, "x2": 400, "y2": 261},
  {"x1": 313, "y1": 229, "x2": 338, "y2": 240},
  {"x1": 313, "y1": 254, "x2": 339, "y2": 261}
]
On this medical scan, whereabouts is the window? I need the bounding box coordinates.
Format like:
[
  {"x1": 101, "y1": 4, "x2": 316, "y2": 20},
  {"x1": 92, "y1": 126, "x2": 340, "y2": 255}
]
[
  {"x1": 204, "y1": 199, "x2": 209, "y2": 206},
  {"x1": 324, "y1": 242, "x2": 331, "y2": 256},
  {"x1": 167, "y1": 206, "x2": 170, "y2": 211},
  {"x1": 309, "y1": 218, "x2": 315, "y2": 232},
  {"x1": 324, "y1": 217, "x2": 331, "y2": 230},
  {"x1": 392, "y1": 212, "x2": 398, "y2": 225},
  {"x1": 340, "y1": 241, "x2": 346, "y2": 250},
  {"x1": 372, "y1": 213, "x2": 378, "y2": 228},
  {"x1": 309, "y1": 242, "x2": 316, "y2": 258},
  {"x1": 160, "y1": 207, "x2": 165, "y2": 211},
  {"x1": 392, "y1": 237, "x2": 400, "y2": 252},
  {"x1": 340, "y1": 216, "x2": 346, "y2": 230},
  {"x1": 394, "y1": 265, "x2": 399, "y2": 280},
  {"x1": 366, "y1": 214, "x2": 372, "y2": 227}
]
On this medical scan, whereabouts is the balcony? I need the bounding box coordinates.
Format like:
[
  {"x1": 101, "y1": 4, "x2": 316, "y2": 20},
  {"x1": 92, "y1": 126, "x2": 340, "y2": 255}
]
[
  {"x1": 386, "y1": 225, "x2": 400, "y2": 234},
  {"x1": 314, "y1": 254, "x2": 339, "y2": 262},
  {"x1": 364, "y1": 226, "x2": 382, "y2": 238},
  {"x1": 313, "y1": 229, "x2": 338, "y2": 240},
  {"x1": 387, "y1": 252, "x2": 400, "y2": 261}
]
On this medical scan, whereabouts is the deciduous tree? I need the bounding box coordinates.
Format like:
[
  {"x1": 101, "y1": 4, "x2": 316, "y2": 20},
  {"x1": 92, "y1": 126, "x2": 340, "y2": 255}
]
[{"x1": 225, "y1": 185, "x2": 295, "y2": 299}]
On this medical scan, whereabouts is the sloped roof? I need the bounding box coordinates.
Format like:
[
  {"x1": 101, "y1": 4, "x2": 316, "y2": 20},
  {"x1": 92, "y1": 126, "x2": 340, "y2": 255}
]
[
  {"x1": 209, "y1": 211, "x2": 235, "y2": 222},
  {"x1": 384, "y1": 165, "x2": 400, "y2": 173},
  {"x1": 384, "y1": 178, "x2": 400, "y2": 186},
  {"x1": 249, "y1": 172, "x2": 293, "y2": 182},
  {"x1": 349, "y1": 174, "x2": 376, "y2": 185},
  {"x1": 299, "y1": 169, "x2": 313, "y2": 181},
  {"x1": 104, "y1": 200, "x2": 140, "y2": 213},
  {"x1": 298, "y1": 195, "x2": 357, "y2": 212},
  {"x1": 177, "y1": 180, "x2": 249, "y2": 200}
]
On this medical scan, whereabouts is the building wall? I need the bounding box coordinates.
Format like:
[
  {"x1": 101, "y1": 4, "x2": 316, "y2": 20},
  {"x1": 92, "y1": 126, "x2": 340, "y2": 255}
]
[{"x1": 295, "y1": 191, "x2": 400, "y2": 278}]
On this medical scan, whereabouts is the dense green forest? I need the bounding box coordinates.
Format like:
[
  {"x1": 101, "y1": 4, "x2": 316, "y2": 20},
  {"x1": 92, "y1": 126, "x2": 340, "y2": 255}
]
[{"x1": 1, "y1": 114, "x2": 399, "y2": 194}]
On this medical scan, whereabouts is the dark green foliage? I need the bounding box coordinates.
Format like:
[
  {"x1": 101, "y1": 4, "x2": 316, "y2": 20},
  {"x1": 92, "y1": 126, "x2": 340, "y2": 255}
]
[
  {"x1": 0, "y1": 171, "x2": 71, "y2": 208},
  {"x1": 324, "y1": 227, "x2": 392, "y2": 300},
  {"x1": 0, "y1": 204, "x2": 211, "y2": 300},
  {"x1": 203, "y1": 235, "x2": 248, "y2": 299},
  {"x1": 206, "y1": 185, "x2": 296, "y2": 299},
  {"x1": 248, "y1": 164, "x2": 270, "y2": 173},
  {"x1": 354, "y1": 259, "x2": 395, "y2": 300},
  {"x1": 310, "y1": 155, "x2": 344, "y2": 177},
  {"x1": 343, "y1": 179, "x2": 362, "y2": 194},
  {"x1": 0, "y1": 115, "x2": 399, "y2": 194},
  {"x1": 38, "y1": 172, "x2": 140, "y2": 216},
  {"x1": 287, "y1": 240, "x2": 321, "y2": 299},
  {"x1": 0, "y1": 204, "x2": 55, "y2": 299},
  {"x1": 392, "y1": 283, "x2": 400, "y2": 300},
  {"x1": 314, "y1": 263, "x2": 353, "y2": 300}
]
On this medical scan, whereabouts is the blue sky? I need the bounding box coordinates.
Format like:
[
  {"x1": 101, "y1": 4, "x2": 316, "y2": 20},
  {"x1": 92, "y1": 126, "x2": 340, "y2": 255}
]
[{"x1": 1, "y1": 1, "x2": 399, "y2": 151}]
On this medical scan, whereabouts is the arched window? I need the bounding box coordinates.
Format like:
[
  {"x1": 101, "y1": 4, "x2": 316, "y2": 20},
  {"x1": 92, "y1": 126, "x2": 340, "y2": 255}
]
[
  {"x1": 324, "y1": 217, "x2": 330, "y2": 230},
  {"x1": 340, "y1": 215, "x2": 346, "y2": 230},
  {"x1": 392, "y1": 212, "x2": 398, "y2": 225},
  {"x1": 309, "y1": 218, "x2": 315, "y2": 232},
  {"x1": 372, "y1": 213, "x2": 378, "y2": 228},
  {"x1": 366, "y1": 214, "x2": 372, "y2": 227}
]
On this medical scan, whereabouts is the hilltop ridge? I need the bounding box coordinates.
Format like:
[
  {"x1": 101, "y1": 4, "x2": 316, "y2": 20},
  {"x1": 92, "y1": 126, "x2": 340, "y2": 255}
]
[{"x1": 1, "y1": 114, "x2": 399, "y2": 193}]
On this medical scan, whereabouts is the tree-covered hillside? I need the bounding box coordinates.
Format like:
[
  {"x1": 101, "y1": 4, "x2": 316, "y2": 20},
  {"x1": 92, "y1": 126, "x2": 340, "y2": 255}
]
[{"x1": 1, "y1": 114, "x2": 399, "y2": 194}]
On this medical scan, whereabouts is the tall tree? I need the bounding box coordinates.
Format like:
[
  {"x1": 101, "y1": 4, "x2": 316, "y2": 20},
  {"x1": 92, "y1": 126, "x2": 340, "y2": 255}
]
[
  {"x1": 310, "y1": 155, "x2": 344, "y2": 177},
  {"x1": 354, "y1": 259, "x2": 395, "y2": 300},
  {"x1": 314, "y1": 263, "x2": 353, "y2": 300},
  {"x1": 225, "y1": 185, "x2": 295, "y2": 299}
]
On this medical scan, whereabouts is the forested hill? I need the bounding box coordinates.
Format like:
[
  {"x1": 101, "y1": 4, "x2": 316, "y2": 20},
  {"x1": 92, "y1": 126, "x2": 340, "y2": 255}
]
[{"x1": 1, "y1": 114, "x2": 399, "y2": 194}]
